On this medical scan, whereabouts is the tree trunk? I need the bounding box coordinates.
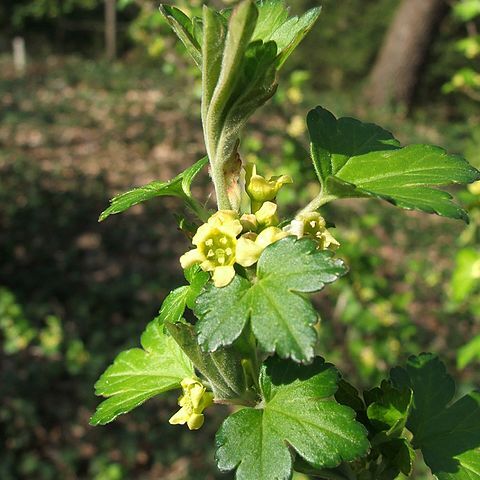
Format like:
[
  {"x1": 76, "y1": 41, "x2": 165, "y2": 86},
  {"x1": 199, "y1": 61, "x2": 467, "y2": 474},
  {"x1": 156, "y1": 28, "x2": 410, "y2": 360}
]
[
  {"x1": 365, "y1": 0, "x2": 448, "y2": 109},
  {"x1": 105, "y1": 0, "x2": 116, "y2": 60}
]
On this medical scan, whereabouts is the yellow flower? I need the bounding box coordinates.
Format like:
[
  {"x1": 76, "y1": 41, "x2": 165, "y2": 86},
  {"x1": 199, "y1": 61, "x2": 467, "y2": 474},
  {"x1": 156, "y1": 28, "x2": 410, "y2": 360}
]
[
  {"x1": 236, "y1": 227, "x2": 288, "y2": 267},
  {"x1": 169, "y1": 378, "x2": 213, "y2": 430},
  {"x1": 240, "y1": 201, "x2": 279, "y2": 232},
  {"x1": 244, "y1": 164, "x2": 292, "y2": 212},
  {"x1": 288, "y1": 212, "x2": 340, "y2": 250},
  {"x1": 469, "y1": 180, "x2": 480, "y2": 196},
  {"x1": 180, "y1": 210, "x2": 242, "y2": 288}
]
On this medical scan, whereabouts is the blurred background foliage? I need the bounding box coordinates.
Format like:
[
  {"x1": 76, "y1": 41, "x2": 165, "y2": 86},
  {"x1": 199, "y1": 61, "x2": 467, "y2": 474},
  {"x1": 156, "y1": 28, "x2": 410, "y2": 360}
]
[{"x1": 1, "y1": 0, "x2": 479, "y2": 479}]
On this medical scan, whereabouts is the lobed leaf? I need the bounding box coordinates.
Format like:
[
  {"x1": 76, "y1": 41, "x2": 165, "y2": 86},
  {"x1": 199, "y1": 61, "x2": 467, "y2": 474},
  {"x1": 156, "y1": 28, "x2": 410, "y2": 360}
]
[
  {"x1": 391, "y1": 353, "x2": 480, "y2": 479},
  {"x1": 195, "y1": 236, "x2": 347, "y2": 363},
  {"x1": 90, "y1": 321, "x2": 194, "y2": 425},
  {"x1": 307, "y1": 106, "x2": 480, "y2": 222},
  {"x1": 215, "y1": 357, "x2": 369, "y2": 480}
]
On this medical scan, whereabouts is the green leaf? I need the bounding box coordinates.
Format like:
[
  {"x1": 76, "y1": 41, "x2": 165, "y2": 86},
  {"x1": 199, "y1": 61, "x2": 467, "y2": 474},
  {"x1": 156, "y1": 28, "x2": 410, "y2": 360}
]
[
  {"x1": 99, "y1": 156, "x2": 208, "y2": 221},
  {"x1": 377, "y1": 438, "x2": 416, "y2": 478},
  {"x1": 159, "y1": 5, "x2": 202, "y2": 67},
  {"x1": 451, "y1": 248, "x2": 480, "y2": 303},
  {"x1": 270, "y1": 6, "x2": 322, "y2": 68},
  {"x1": 90, "y1": 321, "x2": 194, "y2": 426},
  {"x1": 391, "y1": 353, "x2": 480, "y2": 479},
  {"x1": 252, "y1": 1, "x2": 321, "y2": 69},
  {"x1": 307, "y1": 106, "x2": 400, "y2": 186},
  {"x1": 166, "y1": 322, "x2": 249, "y2": 402},
  {"x1": 202, "y1": 6, "x2": 227, "y2": 123},
  {"x1": 307, "y1": 107, "x2": 480, "y2": 221},
  {"x1": 365, "y1": 380, "x2": 412, "y2": 437},
  {"x1": 195, "y1": 236, "x2": 347, "y2": 363},
  {"x1": 157, "y1": 265, "x2": 209, "y2": 324},
  {"x1": 252, "y1": 0, "x2": 289, "y2": 42},
  {"x1": 205, "y1": 0, "x2": 258, "y2": 157},
  {"x1": 215, "y1": 357, "x2": 369, "y2": 480}
]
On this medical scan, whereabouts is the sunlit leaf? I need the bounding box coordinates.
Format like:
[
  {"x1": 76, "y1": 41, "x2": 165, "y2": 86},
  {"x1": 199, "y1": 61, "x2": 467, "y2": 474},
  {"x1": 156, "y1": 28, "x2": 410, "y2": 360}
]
[
  {"x1": 195, "y1": 236, "x2": 346, "y2": 363},
  {"x1": 215, "y1": 357, "x2": 369, "y2": 480},
  {"x1": 90, "y1": 321, "x2": 193, "y2": 425},
  {"x1": 99, "y1": 156, "x2": 207, "y2": 221}
]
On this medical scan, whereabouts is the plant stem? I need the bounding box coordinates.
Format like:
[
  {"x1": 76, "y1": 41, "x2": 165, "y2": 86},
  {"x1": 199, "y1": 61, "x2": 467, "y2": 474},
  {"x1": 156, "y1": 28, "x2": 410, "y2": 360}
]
[
  {"x1": 296, "y1": 190, "x2": 336, "y2": 217},
  {"x1": 210, "y1": 161, "x2": 232, "y2": 210}
]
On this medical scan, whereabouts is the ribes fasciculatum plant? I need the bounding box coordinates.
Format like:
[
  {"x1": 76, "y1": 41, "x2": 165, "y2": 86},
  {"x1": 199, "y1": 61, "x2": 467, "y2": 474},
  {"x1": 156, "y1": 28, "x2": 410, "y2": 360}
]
[{"x1": 91, "y1": 2, "x2": 480, "y2": 479}]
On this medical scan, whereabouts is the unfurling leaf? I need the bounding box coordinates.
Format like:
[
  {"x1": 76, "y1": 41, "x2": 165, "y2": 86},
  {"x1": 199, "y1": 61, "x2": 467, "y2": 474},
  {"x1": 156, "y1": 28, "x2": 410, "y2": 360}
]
[
  {"x1": 308, "y1": 106, "x2": 480, "y2": 222},
  {"x1": 90, "y1": 321, "x2": 194, "y2": 425},
  {"x1": 195, "y1": 236, "x2": 347, "y2": 363},
  {"x1": 99, "y1": 156, "x2": 208, "y2": 221},
  {"x1": 215, "y1": 357, "x2": 369, "y2": 480}
]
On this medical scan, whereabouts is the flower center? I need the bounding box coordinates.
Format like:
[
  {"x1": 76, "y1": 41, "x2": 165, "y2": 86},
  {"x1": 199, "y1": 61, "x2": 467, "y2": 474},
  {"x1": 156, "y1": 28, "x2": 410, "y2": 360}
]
[
  {"x1": 304, "y1": 220, "x2": 323, "y2": 238},
  {"x1": 202, "y1": 234, "x2": 236, "y2": 266}
]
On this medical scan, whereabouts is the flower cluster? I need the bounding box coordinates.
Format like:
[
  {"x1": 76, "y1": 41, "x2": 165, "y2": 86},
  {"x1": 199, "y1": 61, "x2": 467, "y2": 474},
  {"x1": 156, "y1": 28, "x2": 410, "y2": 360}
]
[
  {"x1": 180, "y1": 206, "x2": 287, "y2": 287},
  {"x1": 169, "y1": 378, "x2": 213, "y2": 430},
  {"x1": 180, "y1": 164, "x2": 339, "y2": 288}
]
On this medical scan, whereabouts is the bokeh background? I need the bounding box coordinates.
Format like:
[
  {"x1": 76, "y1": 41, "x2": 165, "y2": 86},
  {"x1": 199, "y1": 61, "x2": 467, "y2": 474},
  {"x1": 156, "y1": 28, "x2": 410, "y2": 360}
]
[{"x1": 1, "y1": 0, "x2": 480, "y2": 479}]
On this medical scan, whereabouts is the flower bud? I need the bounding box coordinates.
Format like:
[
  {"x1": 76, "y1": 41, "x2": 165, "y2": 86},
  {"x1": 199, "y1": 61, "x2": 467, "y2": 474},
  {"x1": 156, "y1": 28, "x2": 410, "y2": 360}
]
[{"x1": 244, "y1": 164, "x2": 292, "y2": 212}]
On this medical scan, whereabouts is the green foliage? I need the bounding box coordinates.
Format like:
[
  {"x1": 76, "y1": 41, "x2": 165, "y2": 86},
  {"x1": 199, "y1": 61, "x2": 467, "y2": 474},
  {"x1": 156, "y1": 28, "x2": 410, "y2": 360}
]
[
  {"x1": 451, "y1": 247, "x2": 480, "y2": 303},
  {"x1": 91, "y1": 320, "x2": 194, "y2": 425},
  {"x1": 458, "y1": 335, "x2": 480, "y2": 369},
  {"x1": 391, "y1": 354, "x2": 480, "y2": 479},
  {"x1": 215, "y1": 357, "x2": 369, "y2": 480},
  {"x1": 99, "y1": 156, "x2": 208, "y2": 222},
  {"x1": 166, "y1": 322, "x2": 250, "y2": 403},
  {"x1": 157, "y1": 265, "x2": 209, "y2": 324},
  {"x1": 195, "y1": 236, "x2": 347, "y2": 362},
  {"x1": 0, "y1": 287, "x2": 36, "y2": 354},
  {"x1": 307, "y1": 106, "x2": 480, "y2": 221},
  {"x1": 444, "y1": 0, "x2": 480, "y2": 101}
]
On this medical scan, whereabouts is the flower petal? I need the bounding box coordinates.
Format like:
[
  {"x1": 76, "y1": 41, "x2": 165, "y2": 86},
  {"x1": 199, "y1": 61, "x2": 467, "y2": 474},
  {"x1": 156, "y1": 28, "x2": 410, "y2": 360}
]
[
  {"x1": 212, "y1": 265, "x2": 236, "y2": 288},
  {"x1": 192, "y1": 223, "x2": 216, "y2": 246},
  {"x1": 255, "y1": 201, "x2": 278, "y2": 227},
  {"x1": 208, "y1": 210, "x2": 239, "y2": 228},
  {"x1": 256, "y1": 226, "x2": 288, "y2": 250},
  {"x1": 236, "y1": 235, "x2": 263, "y2": 267},
  {"x1": 180, "y1": 248, "x2": 204, "y2": 269},
  {"x1": 169, "y1": 407, "x2": 190, "y2": 425},
  {"x1": 187, "y1": 413, "x2": 204, "y2": 430}
]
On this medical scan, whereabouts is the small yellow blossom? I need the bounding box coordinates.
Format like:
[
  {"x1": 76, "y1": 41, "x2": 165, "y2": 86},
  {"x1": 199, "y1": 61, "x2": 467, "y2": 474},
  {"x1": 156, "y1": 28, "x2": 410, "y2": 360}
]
[
  {"x1": 240, "y1": 201, "x2": 279, "y2": 232},
  {"x1": 180, "y1": 210, "x2": 242, "y2": 288},
  {"x1": 169, "y1": 378, "x2": 213, "y2": 430},
  {"x1": 236, "y1": 227, "x2": 288, "y2": 267},
  {"x1": 469, "y1": 180, "x2": 480, "y2": 196},
  {"x1": 244, "y1": 164, "x2": 292, "y2": 212},
  {"x1": 287, "y1": 212, "x2": 340, "y2": 250}
]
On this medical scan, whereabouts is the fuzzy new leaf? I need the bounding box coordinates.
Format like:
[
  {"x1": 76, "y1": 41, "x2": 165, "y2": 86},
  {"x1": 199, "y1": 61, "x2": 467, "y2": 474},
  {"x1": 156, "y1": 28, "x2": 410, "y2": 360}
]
[
  {"x1": 195, "y1": 236, "x2": 347, "y2": 363},
  {"x1": 159, "y1": 5, "x2": 202, "y2": 67},
  {"x1": 166, "y1": 322, "x2": 248, "y2": 402},
  {"x1": 215, "y1": 357, "x2": 369, "y2": 480},
  {"x1": 90, "y1": 321, "x2": 194, "y2": 425}
]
